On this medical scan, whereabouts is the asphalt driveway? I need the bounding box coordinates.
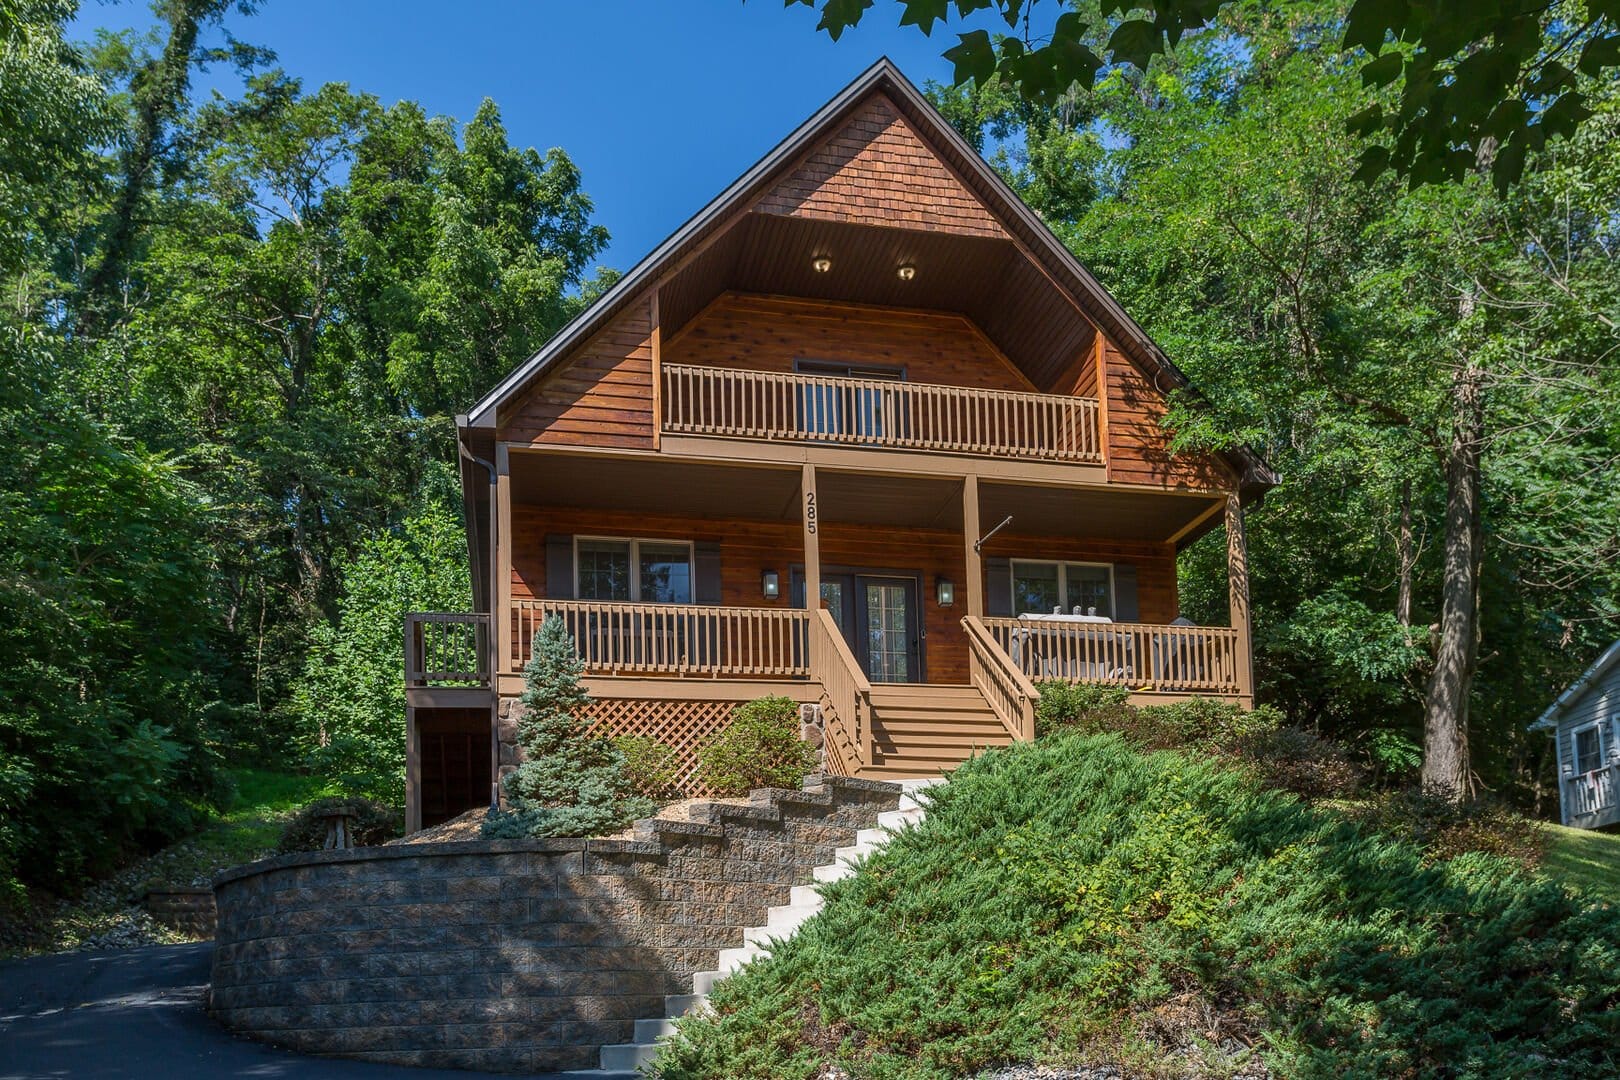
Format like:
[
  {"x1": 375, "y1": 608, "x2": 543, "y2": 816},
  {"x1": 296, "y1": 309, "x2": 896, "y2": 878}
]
[{"x1": 0, "y1": 943, "x2": 628, "y2": 1079}]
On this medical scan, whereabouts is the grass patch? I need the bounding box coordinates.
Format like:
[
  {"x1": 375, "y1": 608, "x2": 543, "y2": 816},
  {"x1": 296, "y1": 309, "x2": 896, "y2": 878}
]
[
  {"x1": 1543, "y1": 823, "x2": 1620, "y2": 902},
  {"x1": 655, "y1": 734, "x2": 1620, "y2": 1080}
]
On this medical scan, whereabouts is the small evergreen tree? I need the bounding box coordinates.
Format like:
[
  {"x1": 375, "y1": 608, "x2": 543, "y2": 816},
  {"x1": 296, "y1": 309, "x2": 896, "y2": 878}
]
[{"x1": 483, "y1": 617, "x2": 654, "y2": 838}]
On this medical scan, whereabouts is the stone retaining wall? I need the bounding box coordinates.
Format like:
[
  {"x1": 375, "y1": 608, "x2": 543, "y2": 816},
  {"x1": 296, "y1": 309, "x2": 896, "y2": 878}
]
[
  {"x1": 209, "y1": 775, "x2": 899, "y2": 1073},
  {"x1": 144, "y1": 887, "x2": 217, "y2": 936}
]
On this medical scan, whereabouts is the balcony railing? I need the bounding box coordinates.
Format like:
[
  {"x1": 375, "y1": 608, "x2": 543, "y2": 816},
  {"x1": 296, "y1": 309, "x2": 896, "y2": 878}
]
[
  {"x1": 514, "y1": 599, "x2": 811, "y2": 678},
  {"x1": 661, "y1": 364, "x2": 1102, "y2": 463},
  {"x1": 1565, "y1": 763, "x2": 1618, "y2": 825},
  {"x1": 980, "y1": 617, "x2": 1248, "y2": 697},
  {"x1": 405, "y1": 612, "x2": 491, "y2": 687}
]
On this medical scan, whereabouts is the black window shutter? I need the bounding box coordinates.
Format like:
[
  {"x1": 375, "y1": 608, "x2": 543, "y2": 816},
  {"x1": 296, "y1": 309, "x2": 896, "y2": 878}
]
[
  {"x1": 545, "y1": 534, "x2": 573, "y2": 599},
  {"x1": 694, "y1": 541, "x2": 722, "y2": 604},
  {"x1": 985, "y1": 557, "x2": 1012, "y2": 617},
  {"x1": 1113, "y1": 564, "x2": 1140, "y2": 622}
]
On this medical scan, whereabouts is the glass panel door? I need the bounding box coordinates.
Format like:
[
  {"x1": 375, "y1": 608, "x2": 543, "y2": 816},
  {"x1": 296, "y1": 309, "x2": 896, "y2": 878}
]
[{"x1": 861, "y1": 578, "x2": 918, "y2": 683}]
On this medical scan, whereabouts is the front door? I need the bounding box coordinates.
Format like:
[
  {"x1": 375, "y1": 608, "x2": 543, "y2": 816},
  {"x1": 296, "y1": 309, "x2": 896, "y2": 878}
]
[
  {"x1": 796, "y1": 571, "x2": 922, "y2": 683},
  {"x1": 858, "y1": 577, "x2": 920, "y2": 683}
]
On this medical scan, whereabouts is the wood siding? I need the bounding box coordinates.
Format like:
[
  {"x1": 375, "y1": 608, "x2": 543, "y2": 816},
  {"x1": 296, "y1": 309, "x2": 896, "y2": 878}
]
[
  {"x1": 666, "y1": 293, "x2": 1032, "y2": 392},
  {"x1": 509, "y1": 505, "x2": 1179, "y2": 686},
  {"x1": 499, "y1": 296, "x2": 655, "y2": 448},
  {"x1": 755, "y1": 94, "x2": 1007, "y2": 240},
  {"x1": 1102, "y1": 339, "x2": 1235, "y2": 490}
]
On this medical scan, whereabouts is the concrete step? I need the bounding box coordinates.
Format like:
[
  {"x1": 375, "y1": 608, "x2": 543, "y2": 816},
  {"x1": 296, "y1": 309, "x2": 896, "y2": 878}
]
[
  {"x1": 789, "y1": 884, "x2": 822, "y2": 906},
  {"x1": 717, "y1": 943, "x2": 765, "y2": 973},
  {"x1": 666, "y1": 992, "x2": 705, "y2": 1016},
  {"x1": 691, "y1": 969, "x2": 725, "y2": 996},
  {"x1": 634, "y1": 1016, "x2": 678, "y2": 1042},
  {"x1": 766, "y1": 901, "x2": 822, "y2": 928},
  {"x1": 600, "y1": 1042, "x2": 660, "y2": 1071},
  {"x1": 877, "y1": 807, "x2": 923, "y2": 831},
  {"x1": 813, "y1": 859, "x2": 855, "y2": 883}
]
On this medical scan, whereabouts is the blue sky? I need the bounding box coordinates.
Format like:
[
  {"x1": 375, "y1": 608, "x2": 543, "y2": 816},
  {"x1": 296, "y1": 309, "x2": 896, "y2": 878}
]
[{"x1": 70, "y1": 0, "x2": 982, "y2": 273}]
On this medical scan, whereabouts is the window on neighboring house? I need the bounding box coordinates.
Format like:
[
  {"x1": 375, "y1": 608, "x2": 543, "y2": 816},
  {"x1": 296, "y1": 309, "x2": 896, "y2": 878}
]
[
  {"x1": 1573, "y1": 724, "x2": 1606, "y2": 774},
  {"x1": 1010, "y1": 560, "x2": 1115, "y2": 617},
  {"x1": 576, "y1": 538, "x2": 693, "y2": 603},
  {"x1": 795, "y1": 359, "x2": 906, "y2": 439}
]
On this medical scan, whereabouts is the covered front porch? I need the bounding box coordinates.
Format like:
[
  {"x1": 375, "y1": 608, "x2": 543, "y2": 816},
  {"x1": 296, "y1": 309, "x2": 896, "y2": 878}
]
[{"x1": 410, "y1": 448, "x2": 1256, "y2": 792}]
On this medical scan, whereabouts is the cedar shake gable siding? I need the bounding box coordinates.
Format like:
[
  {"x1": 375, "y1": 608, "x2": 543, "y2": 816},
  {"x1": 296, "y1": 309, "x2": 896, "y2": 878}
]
[{"x1": 754, "y1": 94, "x2": 1008, "y2": 240}]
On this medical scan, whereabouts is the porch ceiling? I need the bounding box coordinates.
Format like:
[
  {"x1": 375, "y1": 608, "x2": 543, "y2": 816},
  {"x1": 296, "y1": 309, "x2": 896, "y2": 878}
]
[
  {"x1": 511, "y1": 454, "x2": 802, "y2": 521},
  {"x1": 979, "y1": 481, "x2": 1224, "y2": 547},
  {"x1": 658, "y1": 213, "x2": 1098, "y2": 394},
  {"x1": 816, "y1": 470, "x2": 963, "y2": 530}
]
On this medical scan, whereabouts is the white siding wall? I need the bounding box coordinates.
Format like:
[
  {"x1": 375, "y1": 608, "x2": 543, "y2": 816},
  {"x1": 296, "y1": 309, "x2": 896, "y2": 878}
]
[{"x1": 1556, "y1": 660, "x2": 1620, "y2": 827}]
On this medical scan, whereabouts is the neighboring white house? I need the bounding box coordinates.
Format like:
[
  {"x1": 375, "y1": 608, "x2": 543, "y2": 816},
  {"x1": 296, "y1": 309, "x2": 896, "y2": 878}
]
[{"x1": 1533, "y1": 640, "x2": 1620, "y2": 830}]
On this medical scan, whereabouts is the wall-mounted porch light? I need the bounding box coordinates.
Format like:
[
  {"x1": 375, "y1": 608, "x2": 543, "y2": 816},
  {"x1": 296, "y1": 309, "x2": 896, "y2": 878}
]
[
  {"x1": 762, "y1": 569, "x2": 781, "y2": 600},
  {"x1": 936, "y1": 577, "x2": 955, "y2": 608},
  {"x1": 811, "y1": 255, "x2": 833, "y2": 273}
]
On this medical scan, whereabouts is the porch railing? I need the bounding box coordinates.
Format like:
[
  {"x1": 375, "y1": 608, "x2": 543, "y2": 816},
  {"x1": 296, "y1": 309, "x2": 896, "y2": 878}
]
[
  {"x1": 980, "y1": 617, "x2": 1247, "y2": 697},
  {"x1": 808, "y1": 607, "x2": 872, "y2": 775},
  {"x1": 405, "y1": 612, "x2": 491, "y2": 687},
  {"x1": 513, "y1": 599, "x2": 811, "y2": 678},
  {"x1": 963, "y1": 615, "x2": 1037, "y2": 741},
  {"x1": 1565, "y1": 763, "x2": 1618, "y2": 824},
  {"x1": 662, "y1": 364, "x2": 1102, "y2": 463}
]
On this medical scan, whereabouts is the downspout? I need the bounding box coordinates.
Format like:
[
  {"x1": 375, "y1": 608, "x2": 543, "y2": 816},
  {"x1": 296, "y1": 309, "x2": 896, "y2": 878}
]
[{"x1": 458, "y1": 425, "x2": 502, "y2": 813}]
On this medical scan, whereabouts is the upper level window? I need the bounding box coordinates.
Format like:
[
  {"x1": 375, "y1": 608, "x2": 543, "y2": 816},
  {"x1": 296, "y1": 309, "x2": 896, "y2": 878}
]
[
  {"x1": 1011, "y1": 560, "x2": 1114, "y2": 617},
  {"x1": 576, "y1": 538, "x2": 692, "y2": 603},
  {"x1": 1573, "y1": 724, "x2": 1607, "y2": 774},
  {"x1": 795, "y1": 359, "x2": 906, "y2": 439}
]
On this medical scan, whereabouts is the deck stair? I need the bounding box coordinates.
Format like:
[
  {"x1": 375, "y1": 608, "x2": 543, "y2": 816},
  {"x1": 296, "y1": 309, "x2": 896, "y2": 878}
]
[
  {"x1": 860, "y1": 683, "x2": 1014, "y2": 780},
  {"x1": 591, "y1": 778, "x2": 943, "y2": 1074}
]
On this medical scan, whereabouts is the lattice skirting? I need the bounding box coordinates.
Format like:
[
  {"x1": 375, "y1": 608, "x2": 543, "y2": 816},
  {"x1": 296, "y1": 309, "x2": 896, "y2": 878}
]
[{"x1": 584, "y1": 698, "x2": 742, "y2": 798}]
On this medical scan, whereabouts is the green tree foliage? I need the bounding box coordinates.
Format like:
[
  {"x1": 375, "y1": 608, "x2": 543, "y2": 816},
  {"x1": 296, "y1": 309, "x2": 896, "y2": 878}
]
[
  {"x1": 483, "y1": 617, "x2": 653, "y2": 838},
  {"x1": 656, "y1": 734, "x2": 1620, "y2": 1079},
  {"x1": 791, "y1": 0, "x2": 1620, "y2": 191},
  {"x1": 0, "y1": 0, "x2": 613, "y2": 891},
  {"x1": 932, "y1": 5, "x2": 1619, "y2": 805},
  {"x1": 0, "y1": 326, "x2": 225, "y2": 895},
  {"x1": 289, "y1": 495, "x2": 469, "y2": 801},
  {"x1": 698, "y1": 696, "x2": 822, "y2": 796}
]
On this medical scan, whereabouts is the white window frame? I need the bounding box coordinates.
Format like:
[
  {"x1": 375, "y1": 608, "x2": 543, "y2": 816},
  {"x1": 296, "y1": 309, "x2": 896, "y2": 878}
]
[
  {"x1": 1571, "y1": 721, "x2": 1608, "y2": 775},
  {"x1": 574, "y1": 536, "x2": 696, "y2": 603},
  {"x1": 1009, "y1": 559, "x2": 1116, "y2": 616}
]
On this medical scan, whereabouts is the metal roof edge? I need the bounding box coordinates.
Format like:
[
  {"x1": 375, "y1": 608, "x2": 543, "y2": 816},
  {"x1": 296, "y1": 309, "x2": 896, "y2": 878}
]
[{"x1": 1530, "y1": 639, "x2": 1620, "y2": 731}]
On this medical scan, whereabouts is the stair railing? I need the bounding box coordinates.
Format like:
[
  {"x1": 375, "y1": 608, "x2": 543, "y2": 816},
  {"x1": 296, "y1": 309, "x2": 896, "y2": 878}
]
[
  {"x1": 807, "y1": 607, "x2": 873, "y2": 774},
  {"x1": 962, "y1": 614, "x2": 1038, "y2": 742}
]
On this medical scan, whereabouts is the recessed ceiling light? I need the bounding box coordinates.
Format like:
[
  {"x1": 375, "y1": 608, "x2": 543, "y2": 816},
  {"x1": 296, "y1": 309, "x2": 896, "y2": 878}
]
[
  {"x1": 897, "y1": 264, "x2": 916, "y2": 281},
  {"x1": 812, "y1": 255, "x2": 832, "y2": 273}
]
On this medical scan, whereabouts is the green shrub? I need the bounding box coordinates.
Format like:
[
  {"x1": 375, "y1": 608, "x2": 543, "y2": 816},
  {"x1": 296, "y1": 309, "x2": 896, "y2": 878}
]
[
  {"x1": 654, "y1": 734, "x2": 1620, "y2": 1080},
  {"x1": 615, "y1": 736, "x2": 683, "y2": 802},
  {"x1": 1237, "y1": 724, "x2": 1363, "y2": 800},
  {"x1": 1353, "y1": 788, "x2": 1547, "y2": 868},
  {"x1": 1033, "y1": 681, "x2": 1132, "y2": 735},
  {"x1": 483, "y1": 617, "x2": 653, "y2": 839},
  {"x1": 698, "y1": 696, "x2": 820, "y2": 796},
  {"x1": 275, "y1": 797, "x2": 401, "y2": 853}
]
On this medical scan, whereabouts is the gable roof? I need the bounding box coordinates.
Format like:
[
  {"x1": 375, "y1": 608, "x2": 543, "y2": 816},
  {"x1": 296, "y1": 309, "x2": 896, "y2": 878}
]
[
  {"x1": 464, "y1": 58, "x2": 1276, "y2": 494},
  {"x1": 1532, "y1": 639, "x2": 1620, "y2": 731}
]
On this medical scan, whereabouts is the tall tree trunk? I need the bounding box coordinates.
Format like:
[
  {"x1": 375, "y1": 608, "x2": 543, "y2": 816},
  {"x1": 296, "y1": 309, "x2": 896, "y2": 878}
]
[
  {"x1": 1421, "y1": 361, "x2": 1484, "y2": 800},
  {"x1": 78, "y1": 0, "x2": 226, "y2": 334},
  {"x1": 1396, "y1": 477, "x2": 1414, "y2": 625}
]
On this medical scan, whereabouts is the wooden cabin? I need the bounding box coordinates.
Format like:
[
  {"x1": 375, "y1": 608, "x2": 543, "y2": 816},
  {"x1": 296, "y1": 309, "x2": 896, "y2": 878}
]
[
  {"x1": 1533, "y1": 640, "x2": 1620, "y2": 830},
  {"x1": 402, "y1": 60, "x2": 1276, "y2": 832}
]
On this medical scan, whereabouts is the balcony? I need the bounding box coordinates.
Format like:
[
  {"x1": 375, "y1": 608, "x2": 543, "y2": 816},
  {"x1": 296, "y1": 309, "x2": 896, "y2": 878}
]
[{"x1": 660, "y1": 364, "x2": 1102, "y2": 464}]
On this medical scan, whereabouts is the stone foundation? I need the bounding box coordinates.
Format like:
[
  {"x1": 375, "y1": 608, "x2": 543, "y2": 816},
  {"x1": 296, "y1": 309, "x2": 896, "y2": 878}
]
[{"x1": 209, "y1": 775, "x2": 899, "y2": 1073}]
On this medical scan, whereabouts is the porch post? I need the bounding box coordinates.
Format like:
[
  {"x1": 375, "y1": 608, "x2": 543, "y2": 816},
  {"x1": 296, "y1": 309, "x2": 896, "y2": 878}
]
[
  {"x1": 1225, "y1": 492, "x2": 1254, "y2": 703},
  {"x1": 963, "y1": 473, "x2": 983, "y2": 617},
  {"x1": 801, "y1": 463, "x2": 820, "y2": 608},
  {"x1": 495, "y1": 444, "x2": 512, "y2": 674}
]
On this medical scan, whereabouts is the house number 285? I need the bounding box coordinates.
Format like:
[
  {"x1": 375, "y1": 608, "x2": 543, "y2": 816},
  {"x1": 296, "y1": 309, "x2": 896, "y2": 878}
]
[{"x1": 804, "y1": 491, "x2": 817, "y2": 534}]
